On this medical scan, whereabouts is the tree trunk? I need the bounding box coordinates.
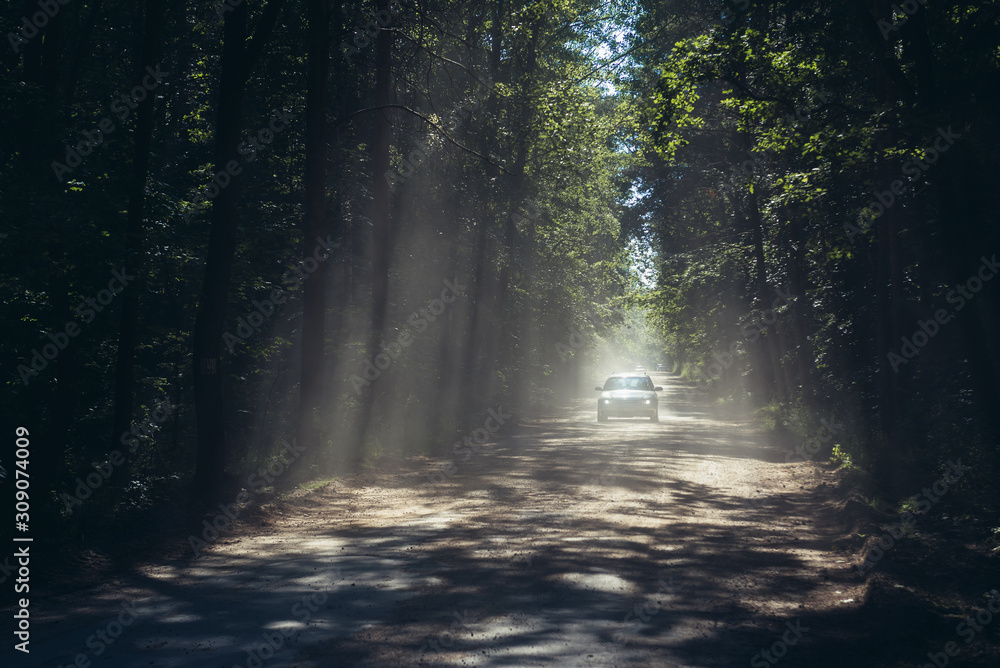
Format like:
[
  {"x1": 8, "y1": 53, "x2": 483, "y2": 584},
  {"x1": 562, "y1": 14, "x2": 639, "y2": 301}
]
[
  {"x1": 904, "y1": 0, "x2": 1000, "y2": 441},
  {"x1": 192, "y1": 3, "x2": 248, "y2": 498},
  {"x1": 369, "y1": 0, "x2": 393, "y2": 352},
  {"x1": 192, "y1": 0, "x2": 285, "y2": 499},
  {"x1": 352, "y1": 0, "x2": 394, "y2": 465},
  {"x1": 936, "y1": 160, "x2": 1000, "y2": 439},
  {"x1": 747, "y1": 184, "x2": 784, "y2": 402},
  {"x1": 786, "y1": 212, "x2": 812, "y2": 402},
  {"x1": 486, "y1": 12, "x2": 537, "y2": 406},
  {"x1": 38, "y1": 257, "x2": 77, "y2": 524},
  {"x1": 111, "y1": 0, "x2": 164, "y2": 489},
  {"x1": 297, "y1": 0, "x2": 331, "y2": 458},
  {"x1": 872, "y1": 7, "x2": 900, "y2": 468},
  {"x1": 459, "y1": 0, "x2": 504, "y2": 404}
]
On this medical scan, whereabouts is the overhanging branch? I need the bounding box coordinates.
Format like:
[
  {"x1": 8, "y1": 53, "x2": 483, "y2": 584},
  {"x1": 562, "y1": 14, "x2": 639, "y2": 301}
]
[{"x1": 334, "y1": 103, "x2": 510, "y2": 175}]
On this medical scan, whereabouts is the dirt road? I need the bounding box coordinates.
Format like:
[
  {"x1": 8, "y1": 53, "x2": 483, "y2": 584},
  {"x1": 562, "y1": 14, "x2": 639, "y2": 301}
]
[{"x1": 18, "y1": 374, "x2": 870, "y2": 667}]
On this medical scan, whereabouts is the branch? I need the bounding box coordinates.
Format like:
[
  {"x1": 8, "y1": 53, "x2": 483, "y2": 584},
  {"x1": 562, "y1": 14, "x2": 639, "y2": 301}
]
[
  {"x1": 846, "y1": 0, "x2": 916, "y2": 103},
  {"x1": 394, "y1": 29, "x2": 491, "y2": 89},
  {"x1": 334, "y1": 104, "x2": 510, "y2": 175},
  {"x1": 406, "y1": 1, "x2": 484, "y2": 54},
  {"x1": 563, "y1": 18, "x2": 675, "y2": 89}
]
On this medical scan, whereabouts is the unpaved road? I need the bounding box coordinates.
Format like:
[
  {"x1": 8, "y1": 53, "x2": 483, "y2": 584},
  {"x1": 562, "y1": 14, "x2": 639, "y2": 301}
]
[{"x1": 14, "y1": 374, "x2": 871, "y2": 667}]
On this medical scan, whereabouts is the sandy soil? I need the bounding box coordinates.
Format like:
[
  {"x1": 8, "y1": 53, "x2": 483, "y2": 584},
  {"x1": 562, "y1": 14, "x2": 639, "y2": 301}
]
[{"x1": 9, "y1": 374, "x2": 949, "y2": 667}]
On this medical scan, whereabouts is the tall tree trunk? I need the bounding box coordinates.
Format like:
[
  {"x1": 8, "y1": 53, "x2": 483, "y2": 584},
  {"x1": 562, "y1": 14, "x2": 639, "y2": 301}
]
[
  {"x1": 352, "y1": 0, "x2": 393, "y2": 465},
  {"x1": 747, "y1": 184, "x2": 784, "y2": 402},
  {"x1": 21, "y1": 0, "x2": 70, "y2": 523},
  {"x1": 38, "y1": 254, "x2": 78, "y2": 525},
  {"x1": 297, "y1": 0, "x2": 331, "y2": 458},
  {"x1": 485, "y1": 14, "x2": 537, "y2": 406},
  {"x1": 460, "y1": 221, "x2": 492, "y2": 396},
  {"x1": 905, "y1": 1, "x2": 1000, "y2": 441},
  {"x1": 111, "y1": 0, "x2": 164, "y2": 489},
  {"x1": 63, "y1": 0, "x2": 105, "y2": 108},
  {"x1": 786, "y1": 212, "x2": 812, "y2": 402},
  {"x1": 936, "y1": 159, "x2": 1000, "y2": 439},
  {"x1": 872, "y1": 4, "x2": 901, "y2": 469},
  {"x1": 192, "y1": 0, "x2": 285, "y2": 499},
  {"x1": 460, "y1": 0, "x2": 504, "y2": 401},
  {"x1": 192, "y1": 2, "x2": 248, "y2": 498},
  {"x1": 370, "y1": 0, "x2": 393, "y2": 351}
]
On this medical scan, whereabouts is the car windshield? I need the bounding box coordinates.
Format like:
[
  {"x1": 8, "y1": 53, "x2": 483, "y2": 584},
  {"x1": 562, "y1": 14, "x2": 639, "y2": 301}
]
[{"x1": 604, "y1": 376, "x2": 653, "y2": 391}]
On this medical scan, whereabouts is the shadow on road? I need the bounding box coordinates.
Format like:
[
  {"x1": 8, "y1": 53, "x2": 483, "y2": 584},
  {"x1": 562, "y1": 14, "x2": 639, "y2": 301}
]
[{"x1": 13, "y1": 374, "x2": 972, "y2": 668}]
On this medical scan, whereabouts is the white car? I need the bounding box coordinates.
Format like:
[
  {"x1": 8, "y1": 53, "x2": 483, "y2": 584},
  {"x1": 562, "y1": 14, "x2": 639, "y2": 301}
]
[{"x1": 596, "y1": 373, "x2": 662, "y2": 422}]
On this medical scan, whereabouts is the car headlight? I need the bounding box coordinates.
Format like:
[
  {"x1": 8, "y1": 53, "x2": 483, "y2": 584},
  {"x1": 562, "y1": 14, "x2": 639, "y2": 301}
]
[
  {"x1": 603, "y1": 399, "x2": 611, "y2": 404},
  {"x1": 644, "y1": 399, "x2": 651, "y2": 405}
]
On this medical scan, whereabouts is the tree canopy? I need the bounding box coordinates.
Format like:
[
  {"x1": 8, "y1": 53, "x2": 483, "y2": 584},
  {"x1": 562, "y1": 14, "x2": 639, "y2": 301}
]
[{"x1": 2, "y1": 0, "x2": 998, "y2": 535}]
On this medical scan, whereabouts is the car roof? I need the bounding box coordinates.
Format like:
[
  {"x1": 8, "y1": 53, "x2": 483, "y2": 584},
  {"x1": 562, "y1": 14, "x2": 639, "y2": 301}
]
[{"x1": 608, "y1": 372, "x2": 649, "y2": 377}]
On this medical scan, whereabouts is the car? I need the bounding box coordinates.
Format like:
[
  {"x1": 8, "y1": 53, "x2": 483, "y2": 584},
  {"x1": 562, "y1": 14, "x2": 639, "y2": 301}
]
[
  {"x1": 656, "y1": 364, "x2": 667, "y2": 371},
  {"x1": 634, "y1": 365, "x2": 645, "y2": 372},
  {"x1": 596, "y1": 373, "x2": 663, "y2": 422}
]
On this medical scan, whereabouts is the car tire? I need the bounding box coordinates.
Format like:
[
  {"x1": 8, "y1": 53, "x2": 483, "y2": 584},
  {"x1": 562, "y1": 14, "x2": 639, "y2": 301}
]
[{"x1": 598, "y1": 410, "x2": 608, "y2": 422}]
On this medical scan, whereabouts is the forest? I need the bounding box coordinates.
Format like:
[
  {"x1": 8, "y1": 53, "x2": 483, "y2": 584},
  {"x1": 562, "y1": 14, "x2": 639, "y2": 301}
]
[{"x1": 2, "y1": 0, "x2": 1000, "y2": 665}]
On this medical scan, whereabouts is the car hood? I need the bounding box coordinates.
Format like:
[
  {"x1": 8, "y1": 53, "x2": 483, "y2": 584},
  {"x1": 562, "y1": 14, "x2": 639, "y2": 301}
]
[{"x1": 599, "y1": 390, "x2": 656, "y2": 400}]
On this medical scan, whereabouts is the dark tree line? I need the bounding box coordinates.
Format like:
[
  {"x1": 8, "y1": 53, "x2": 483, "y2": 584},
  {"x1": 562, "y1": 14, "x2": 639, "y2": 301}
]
[
  {"x1": 627, "y1": 0, "x2": 1000, "y2": 510},
  {"x1": 3, "y1": 0, "x2": 996, "y2": 541},
  {"x1": 1, "y1": 0, "x2": 629, "y2": 525}
]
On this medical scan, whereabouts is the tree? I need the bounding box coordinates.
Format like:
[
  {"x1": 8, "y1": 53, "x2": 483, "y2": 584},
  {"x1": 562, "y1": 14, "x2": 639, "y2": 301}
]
[
  {"x1": 192, "y1": 0, "x2": 286, "y2": 499},
  {"x1": 110, "y1": 0, "x2": 166, "y2": 490},
  {"x1": 296, "y1": 0, "x2": 331, "y2": 456}
]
